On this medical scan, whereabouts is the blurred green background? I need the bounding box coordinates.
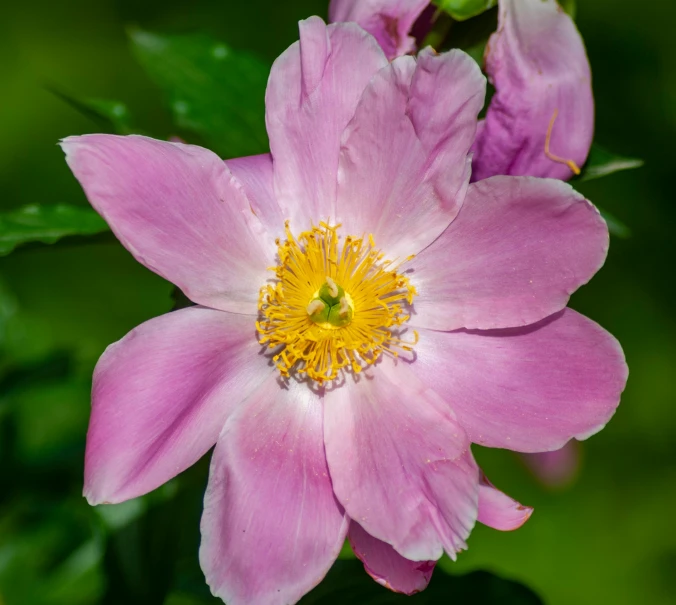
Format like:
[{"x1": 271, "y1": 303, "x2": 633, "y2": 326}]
[{"x1": 1, "y1": 0, "x2": 675, "y2": 604}]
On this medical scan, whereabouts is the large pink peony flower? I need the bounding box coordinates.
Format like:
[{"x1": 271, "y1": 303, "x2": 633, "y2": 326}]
[{"x1": 62, "y1": 17, "x2": 626, "y2": 605}]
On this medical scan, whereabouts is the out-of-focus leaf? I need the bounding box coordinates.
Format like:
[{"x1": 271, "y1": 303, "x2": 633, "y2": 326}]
[
  {"x1": 129, "y1": 29, "x2": 270, "y2": 158},
  {"x1": 433, "y1": 0, "x2": 497, "y2": 21},
  {"x1": 575, "y1": 144, "x2": 644, "y2": 183},
  {"x1": 298, "y1": 559, "x2": 544, "y2": 604},
  {"x1": 599, "y1": 208, "x2": 631, "y2": 239},
  {"x1": 0, "y1": 204, "x2": 109, "y2": 256},
  {"x1": 0, "y1": 498, "x2": 103, "y2": 605},
  {"x1": 49, "y1": 88, "x2": 134, "y2": 134},
  {"x1": 560, "y1": 0, "x2": 576, "y2": 19},
  {"x1": 101, "y1": 458, "x2": 208, "y2": 605}
]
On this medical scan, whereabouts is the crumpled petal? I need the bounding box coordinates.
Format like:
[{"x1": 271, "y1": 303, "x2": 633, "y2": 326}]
[
  {"x1": 265, "y1": 17, "x2": 388, "y2": 230},
  {"x1": 225, "y1": 153, "x2": 284, "y2": 239},
  {"x1": 337, "y1": 48, "x2": 485, "y2": 259},
  {"x1": 62, "y1": 135, "x2": 272, "y2": 314},
  {"x1": 329, "y1": 0, "x2": 430, "y2": 60},
  {"x1": 324, "y1": 357, "x2": 479, "y2": 562},
  {"x1": 200, "y1": 375, "x2": 348, "y2": 605},
  {"x1": 478, "y1": 473, "x2": 533, "y2": 531},
  {"x1": 411, "y1": 176, "x2": 608, "y2": 331},
  {"x1": 472, "y1": 0, "x2": 594, "y2": 181},
  {"x1": 348, "y1": 521, "x2": 435, "y2": 595},
  {"x1": 84, "y1": 307, "x2": 271, "y2": 505},
  {"x1": 413, "y1": 309, "x2": 628, "y2": 452}
]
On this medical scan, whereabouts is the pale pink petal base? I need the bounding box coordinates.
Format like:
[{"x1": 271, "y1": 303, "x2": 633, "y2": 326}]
[
  {"x1": 325, "y1": 358, "x2": 479, "y2": 562},
  {"x1": 348, "y1": 522, "x2": 435, "y2": 595},
  {"x1": 478, "y1": 473, "x2": 533, "y2": 531},
  {"x1": 85, "y1": 307, "x2": 270, "y2": 505},
  {"x1": 413, "y1": 309, "x2": 628, "y2": 452},
  {"x1": 411, "y1": 177, "x2": 609, "y2": 331},
  {"x1": 225, "y1": 153, "x2": 284, "y2": 239},
  {"x1": 200, "y1": 376, "x2": 348, "y2": 605}
]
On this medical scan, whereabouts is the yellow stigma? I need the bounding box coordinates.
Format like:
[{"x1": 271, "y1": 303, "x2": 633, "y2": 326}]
[{"x1": 256, "y1": 221, "x2": 418, "y2": 384}]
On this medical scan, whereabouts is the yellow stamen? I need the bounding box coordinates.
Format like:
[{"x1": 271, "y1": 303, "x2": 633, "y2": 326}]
[
  {"x1": 256, "y1": 222, "x2": 418, "y2": 384},
  {"x1": 544, "y1": 108, "x2": 582, "y2": 175}
]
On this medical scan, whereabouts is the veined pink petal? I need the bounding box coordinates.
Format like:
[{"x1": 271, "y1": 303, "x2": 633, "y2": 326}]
[
  {"x1": 200, "y1": 375, "x2": 348, "y2": 605},
  {"x1": 411, "y1": 176, "x2": 609, "y2": 331},
  {"x1": 348, "y1": 521, "x2": 435, "y2": 595},
  {"x1": 84, "y1": 307, "x2": 271, "y2": 505},
  {"x1": 266, "y1": 17, "x2": 388, "y2": 230},
  {"x1": 225, "y1": 153, "x2": 284, "y2": 239},
  {"x1": 472, "y1": 0, "x2": 594, "y2": 181},
  {"x1": 478, "y1": 473, "x2": 533, "y2": 531},
  {"x1": 329, "y1": 0, "x2": 429, "y2": 60},
  {"x1": 413, "y1": 309, "x2": 628, "y2": 453},
  {"x1": 324, "y1": 358, "x2": 479, "y2": 562},
  {"x1": 337, "y1": 48, "x2": 485, "y2": 258},
  {"x1": 61, "y1": 135, "x2": 273, "y2": 314}
]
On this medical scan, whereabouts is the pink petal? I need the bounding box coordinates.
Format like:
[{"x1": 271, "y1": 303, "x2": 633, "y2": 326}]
[
  {"x1": 329, "y1": 0, "x2": 429, "y2": 60},
  {"x1": 265, "y1": 17, "x2": 388, "y2": 230},
  {"x1": 411, "y1": 176, "x2": 609, "y2": 331},
  {"x1": 62, "y1": 135, "x2": 273, "y2": 314},
  {"x1": 521, "y1": 440, "x2": 581, "y2": 489},
  {"x1": 472, "y1": 0, "x2": 594, "y2": 181},
  {"x1": 200, "y1": 375, "x2": 348, "y2": 605},
  {"x1": 324, "y1": 358, "x2": 480, "y2": 562},
  {"x1": 84, "y1": 307, "x2": 270, "y2": 505},
  {"x1": 337, "y1": 48, "x2": 485, "y2": 258},
  {"x1": 348, "y1": 521, "x2": 435, "y2": 595},
  {"x1": 413, "y1": 309, "x2": 628, "y2": 453},
  {"x1": 225, "y1": 153, "x2": 284, "y2": 239},
  {"x1": 478, "y1": 473, "x2": 533, "y2": 531}
]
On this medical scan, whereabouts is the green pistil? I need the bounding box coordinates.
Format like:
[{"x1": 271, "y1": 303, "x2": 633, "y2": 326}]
[{"x1": 308, "y1": 278, "x2": 353, "y2": 328}]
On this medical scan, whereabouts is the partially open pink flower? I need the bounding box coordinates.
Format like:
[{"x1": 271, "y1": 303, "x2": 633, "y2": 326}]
[
  {"x1": 330, "y1": 0, "x2": 594, "y2": 181},
  {"x1": 329, "y1": 0, "x2": 430, "y2": 60},
  {"x1": 62, "y1": 17, "x2": 625, "y2": 605},
  {"x1": 472, "y1": 0, "x2": 594, "y2": 180}
]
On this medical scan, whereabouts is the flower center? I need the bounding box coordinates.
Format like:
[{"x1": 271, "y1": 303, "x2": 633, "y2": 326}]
[{"x1": 256, "y1": 221, "x2": 418, "y2": 384}]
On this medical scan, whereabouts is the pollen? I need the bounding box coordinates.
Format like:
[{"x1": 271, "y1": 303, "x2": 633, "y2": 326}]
[{"x1": 256, "y1": 221, "x2": 418, "y2": 384}]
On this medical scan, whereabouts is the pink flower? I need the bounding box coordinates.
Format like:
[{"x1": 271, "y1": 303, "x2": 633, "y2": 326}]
[
  {"x1": 62, "y1": 17, "x2": 626, "y2": 605},
  {"x1": 330, "y1": 0, "x2": 594, "y2": 180}
]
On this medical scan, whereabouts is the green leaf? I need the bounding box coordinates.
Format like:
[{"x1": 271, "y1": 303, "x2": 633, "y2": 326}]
[
  {"x1": 0, "y1": 204, "x2": 109, "y2": 256},
  {"x1": 298, "y1": 559, "x2": 544, "y2": 604},
  {"x1": 559, "y1": 0, "x2": 577, "y2": 19},
  {"x1": 599, "y1": 208, "x2": 631, "y2": 239},
  {"x1": 433, "y1": 0, "x2": 497, "y2": 21},
  {"x1": 129, "y1": 29, "x2": 270, "y2": 158},
  {"x1": 49, "y1": 88, "x2": 134, "y2": 134},
  {"x1": 575, "y1": 144, "x2": 644, "y2": 183}
]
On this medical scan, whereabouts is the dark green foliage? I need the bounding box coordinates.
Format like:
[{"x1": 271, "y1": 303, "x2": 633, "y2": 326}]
[
  {"x1": 129, "y1": 30, "x2": 270, "y2": 159},
  {"x1": 0, "y1": 204, "x2": 109, "y2": 256}
]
